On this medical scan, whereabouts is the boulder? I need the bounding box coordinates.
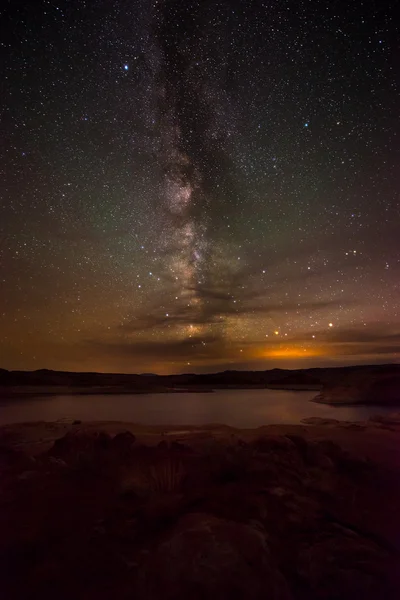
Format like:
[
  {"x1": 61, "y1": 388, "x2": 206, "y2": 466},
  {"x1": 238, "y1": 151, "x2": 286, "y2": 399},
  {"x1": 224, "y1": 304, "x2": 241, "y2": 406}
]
[
  {"x1": 17, "y1": 470, "x2": 39, "y2": 481},
  {"x1": 252, "y1": 434, "x2": 297, "y2": 454},
  {"x1": 47, "y1": 430, "x2": 111, "y2": 466},
  {"x1": 111, "y1": 431, "x2": 136, "y2": 458},
  {"x1": 297, "y1": 529, "x2": 391, "y2": 599},
  {"x1": 0, "y1": 444, "x2": 34, "y2": 473},
  {"x1": 136, "y1": 512, "x2": 292, "y2": 600}
]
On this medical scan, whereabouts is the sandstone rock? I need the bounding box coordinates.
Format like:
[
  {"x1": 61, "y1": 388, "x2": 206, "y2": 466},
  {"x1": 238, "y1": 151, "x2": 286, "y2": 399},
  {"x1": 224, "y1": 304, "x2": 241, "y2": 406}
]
[
  {"x1": 369, "y1": 412, "x2": 400, "y2": 425},
  {"x1": 0, "y1": 444, "x2": 33, "y2": 472},
  {"x1": 136, "y1": 512, "x2": 292, "y2": 600},
  {"x1": 338, "y1": 422, "x2": 366, "y2": 430},
  {"x1": 139, "y1": 493, "x2": 187, "y2": 528},
  {"x1": 313, "y1": 386, "x2": 364, "y2": 405},
  {"x1": 111, "y1": 431, "x2": 136, "y2": 458},
  {"x1": 170, "y1": 440, "x2": 191, "y2": 453},
  {"x1": 313, "y1": 374, "x2": 400, "y2": 406},
  {"x1": 250, "y1": 435, "x2": 305, "y2": 475},
  {"x1": 284, "y1": 434, "x2": 310, "y2": 459},
  {"x1": 306, "y1": 446, "x2": 335, "y2": 470},
  {"x1": 252, "y1": 434, "x2": 296, "y2": 454},
  {"x1": 47, "y1": 430, "x2": 111, "y2": 466},
  {"x1": 297, "y1": 530, "x2": 391, "y2": 599},
  {"x1": 47, "y1": 456, "x2": 68, "y2": 468},
  {"x1": 2, "y1": 425, "x2": 397, "y2": 600},
  {"x1": 311, "y1": 439, "x2": 347, "y2": 464},
  {"x1": 17, "y1": 470, "x2": 39, "y2": 481},
  {"x1": 301, "y1": 417, "x2": 340, "y2": 426}
]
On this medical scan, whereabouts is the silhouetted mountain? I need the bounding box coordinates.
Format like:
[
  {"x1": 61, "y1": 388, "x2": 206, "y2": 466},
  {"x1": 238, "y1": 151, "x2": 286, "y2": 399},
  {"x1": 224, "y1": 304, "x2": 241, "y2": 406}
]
[{"x1": 1, "y1": 363, "x2": 400, "y2": 400}]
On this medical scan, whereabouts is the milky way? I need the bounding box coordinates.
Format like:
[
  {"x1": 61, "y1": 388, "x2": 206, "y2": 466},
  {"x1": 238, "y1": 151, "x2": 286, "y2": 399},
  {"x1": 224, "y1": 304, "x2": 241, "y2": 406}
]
[
  {"x1": 153, "y1": 0, "x2": 241, "y2": 348},
  {"x1": 0, "y1": 0, "x2": 399, "y2": 373}
]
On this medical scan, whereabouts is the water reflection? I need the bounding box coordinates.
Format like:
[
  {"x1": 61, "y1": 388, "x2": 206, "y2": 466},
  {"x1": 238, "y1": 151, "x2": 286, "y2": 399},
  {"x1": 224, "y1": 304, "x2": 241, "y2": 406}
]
[{"x1": 0, "y1": 389, "x2": 395, "y2": 427}]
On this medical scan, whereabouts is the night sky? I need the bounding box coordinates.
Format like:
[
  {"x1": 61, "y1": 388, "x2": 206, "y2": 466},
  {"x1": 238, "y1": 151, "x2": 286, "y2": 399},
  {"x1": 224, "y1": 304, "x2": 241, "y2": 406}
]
[{"x1": 1, "y1": 0, "x2": 399, "y2": 374}]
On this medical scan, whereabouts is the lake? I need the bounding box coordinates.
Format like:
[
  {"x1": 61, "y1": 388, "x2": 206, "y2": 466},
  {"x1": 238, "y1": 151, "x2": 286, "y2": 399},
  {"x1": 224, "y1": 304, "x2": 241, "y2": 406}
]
[{"x1": 0, "y1": 389, "x2": 395, "y2": 427}]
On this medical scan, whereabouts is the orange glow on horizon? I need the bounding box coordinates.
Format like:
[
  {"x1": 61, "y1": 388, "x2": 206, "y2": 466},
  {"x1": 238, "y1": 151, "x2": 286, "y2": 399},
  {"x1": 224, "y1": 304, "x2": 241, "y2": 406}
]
[{"x1": 260, "y1": 345, "x2": 325, "y2": 359}]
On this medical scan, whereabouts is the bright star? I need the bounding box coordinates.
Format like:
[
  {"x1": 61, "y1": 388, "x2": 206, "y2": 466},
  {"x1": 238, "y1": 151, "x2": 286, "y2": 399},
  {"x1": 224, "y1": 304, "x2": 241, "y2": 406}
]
[{"x1": 124, "y1": 64, "x2": 129, "y2": 71}]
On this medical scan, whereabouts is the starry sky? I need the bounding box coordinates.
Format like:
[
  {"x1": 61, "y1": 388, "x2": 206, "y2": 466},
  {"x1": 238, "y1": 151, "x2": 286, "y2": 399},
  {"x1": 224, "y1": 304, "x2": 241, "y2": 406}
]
[{"x1": 1, "y1": 0, "x2": 399, "y2": 374}]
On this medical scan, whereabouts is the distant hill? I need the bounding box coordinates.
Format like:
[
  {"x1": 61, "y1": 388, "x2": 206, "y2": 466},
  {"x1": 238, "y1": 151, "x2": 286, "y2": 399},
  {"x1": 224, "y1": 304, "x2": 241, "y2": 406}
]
[
  {"x1": 269, "y1": 372, "x2": 321, "y2": 387},
  {"x1": 0, "y1": 364, "x2": 399, "y2": 394}
]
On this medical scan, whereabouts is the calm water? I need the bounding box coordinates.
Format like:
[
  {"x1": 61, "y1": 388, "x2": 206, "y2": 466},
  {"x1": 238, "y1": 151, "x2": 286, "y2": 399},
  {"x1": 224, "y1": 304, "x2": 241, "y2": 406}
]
[{"x1": 0, "y1": 389, "x2": 395, "y2": 427}]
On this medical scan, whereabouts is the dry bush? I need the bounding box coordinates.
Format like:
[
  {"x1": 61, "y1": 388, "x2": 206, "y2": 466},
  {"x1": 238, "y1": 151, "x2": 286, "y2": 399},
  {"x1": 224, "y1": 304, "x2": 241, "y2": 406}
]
[{"x1": 119, "y1": 455, "x2": 186, "y2": 498}]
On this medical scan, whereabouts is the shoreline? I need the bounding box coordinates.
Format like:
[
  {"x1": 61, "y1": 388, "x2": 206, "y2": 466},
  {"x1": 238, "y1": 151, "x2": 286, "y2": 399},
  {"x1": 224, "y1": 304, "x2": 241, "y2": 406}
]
[
  {"x1": 2, "y1": 364, "x2": 399, "y2": 407},
  {"x1": 2, "y1": 384, "x2": 400, "y2": 409},
  {"x1": 0, "y1": 384, "x2": 320, "y2": 399},
  {"x1": 0, "y1": 386, "x2": 216, "y2": 398},
  {"x1": 1, "y1": 414, "x2": 400, "y2": 465}
]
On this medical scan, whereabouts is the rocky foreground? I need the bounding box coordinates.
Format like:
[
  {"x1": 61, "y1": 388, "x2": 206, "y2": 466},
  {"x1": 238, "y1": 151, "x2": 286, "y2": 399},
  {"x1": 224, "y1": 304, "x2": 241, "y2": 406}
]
[{"x1": 1, "y1": 420, "x2": 400, "y2": 600}]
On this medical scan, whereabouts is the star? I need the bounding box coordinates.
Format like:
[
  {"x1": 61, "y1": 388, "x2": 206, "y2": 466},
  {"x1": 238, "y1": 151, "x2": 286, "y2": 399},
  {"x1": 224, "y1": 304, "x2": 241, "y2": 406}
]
[{"x1": 1, "y1": 0, "x2": 398, "y2": 373}]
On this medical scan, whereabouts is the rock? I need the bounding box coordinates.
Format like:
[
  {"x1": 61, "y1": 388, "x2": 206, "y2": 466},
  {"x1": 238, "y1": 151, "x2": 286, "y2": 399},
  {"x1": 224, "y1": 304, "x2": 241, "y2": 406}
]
[
  {"x1": 245, "y1": 435, "x2": 308, "y2": 487},
  {"x1": 47, "y1": 430, "x2": 111, "y2": 466},
  {"x1": 208, "y1": 448, "x2": 253, "y2": 483},
  {"x1": 72, "y1": 420, "x2": 82, "y2": 425},
  {"x1": 306, "y1": 447, "x2": 335, "y2": 470},
  {"x1": 301, "y1": 417, "x2": 340, "y2": 426},
  {"x1": 17, "y1": 470, "x2": 39, "y2": 481},
  {"x1": 252, "y1": 435, "x2": 296, "y2": 454},
  {"x1": 313, "y1": 373, "x2": 400, "y2": 406},
  {"x1": 284, "y1": 436, "x2": 349, "y2": 470},
  {"x1": 1, "y1": 425, "x2": 398, "y2": 600},
  {"x1": 297, "y1": 530, "x2": 391, "y2": 599},
  {"x1": 338, "y1": 422, "x2": 366, "y2": 431},
  {"x1": 369, "y1": 412, "x2": 400, "y2": 425},
  {"x1": 0, "y1": 444, "x2": 33, "y2": 472},
  {"x1": 155, "y1": 439, "x2": 191, "y2": 454},
  {"x1": 364, "y1": 375, "x2": 400, "y2": 405},
  {"x1": 312, "y1": 439, "x2": 346, "y2": 464},
  {"x1": 313, "y1": 386, "x2": 364, "y2": 405},
  {"x1": 285, "y1": 434, "x2": 309, "y2": 458},
  {"x1": 136, "y1": 512, "x2": 292, "y2": 600},
  {"x1": 170, "y1": 440, "x2": 191, "y2": 453},
  {"x1": 283, "y1": 492, "x2": 322, "y2": 527},
  {"x1": 111, "y1": 431, "x2": 136, "y2": 458},
  {"x1": 139, "y1": 493, "x2": 187, "y2": 528},
  {"x1": 47, "y1": 456, "x2": 68, "y2": 468}
]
